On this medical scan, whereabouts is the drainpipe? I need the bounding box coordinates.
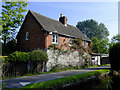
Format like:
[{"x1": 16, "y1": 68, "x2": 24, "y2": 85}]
[{"x1": 44, "y1": 31, "x2": 48, "y2": 50}]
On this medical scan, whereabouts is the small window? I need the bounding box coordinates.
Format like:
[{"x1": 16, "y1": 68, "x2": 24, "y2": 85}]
[
  {"x1": 52, "y1": 34, "x2": 58, "y2": 44},
  {"x1": 84, "y1": 41, "x2": 86, "y2": 48},
  {"x1": 92, "y1": 57, "x2": 95, "y2": 60},
  {"x1": 69, "y1": 38, "x2": 73, "y2": 46},
  {"x1": 26, "y1": 32, "x2": 29, "y2": 40}
]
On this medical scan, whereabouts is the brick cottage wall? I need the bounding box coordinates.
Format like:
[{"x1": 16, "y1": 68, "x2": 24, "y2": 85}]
[
  {"x1": 17, "y1": 11, "x2": 46, "y2": 51},
  {"x1": 45, "y1": 34, "x2": 70, "y2": 50},
  {"x1": 58, "y1": 35, "x2": 70, "y2": 50}
]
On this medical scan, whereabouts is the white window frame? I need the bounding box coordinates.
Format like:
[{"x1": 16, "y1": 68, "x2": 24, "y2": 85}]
[
  {"x1": 69, "y1": 38, "x2": 73, "y2": 46},
  {"x1": 52, "y1": 34, "x2": 58, "y2": 44},
  {"x1": 84, "y1": 41, "x2": 86, "y2": 48},
  {"x1": 26, "y1": 32, "x2": 29, "y2": 40}
]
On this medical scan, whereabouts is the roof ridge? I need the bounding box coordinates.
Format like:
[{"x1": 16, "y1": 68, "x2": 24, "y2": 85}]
[{"x1": 29, "y1": 10, "x2": 61, "y2": 24}]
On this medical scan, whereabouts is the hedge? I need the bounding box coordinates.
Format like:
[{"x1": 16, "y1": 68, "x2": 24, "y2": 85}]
[
  {"x1": 109, "y1": 42, "x2": 120, "y2": 70},
  {"x1": 6, "y1": 51, "x2": 30, "y2": 62},
  {"x1": 29, "y1": 49, "x2": 48, "y2": 62}
]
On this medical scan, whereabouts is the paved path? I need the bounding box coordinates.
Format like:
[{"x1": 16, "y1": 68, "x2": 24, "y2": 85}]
[{"x1": 1, "y1": 65, "x2": 110, "y2": 88}]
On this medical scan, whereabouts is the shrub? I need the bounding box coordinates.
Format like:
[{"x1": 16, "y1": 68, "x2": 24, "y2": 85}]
[
  {"x1": 6, "y1": 51, "x2": 30, "y2": 62},
  {"x1": 30, "y1": 49, "x2": 48, "y2": 62},
  {"x1": 2, "y1": 39, "x2": 17, "y2": 56},
  {"x1": 109, "y1": 42, "x2": 120, "y2": 70},
  {"x1": 48, "y1": 44, "x2": 60, "y2": 50}
]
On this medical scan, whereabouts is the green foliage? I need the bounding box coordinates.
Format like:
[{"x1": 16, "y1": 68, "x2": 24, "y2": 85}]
[
  {"x1": 2, "y1": 82, "x2": 6, "y2": 88},
  {"x1": 111, "y1": 34, "x2": 120, "y2": 43},
  {"x1": 2, "y1": 39, "x2": 17, "y2": 56},
  {"x1": 48, "y1": 44, "x2": 61, "y2": 50},
  {"x1": 91, "y1": 37, "x2": 99, "y2": 53},
  {"x1": 76, "y1": 19, "x2": 109, "y2": 40},
  {"x1": 71, "y1": 38, "x2": 91, "y2": 54},
  {"x1": 2, "y1": 2, "x2": 28, "y2": 44},
  {"x1": 30, "y1": 49, "x2": 48, "y2": 62},
  {"x1": 22, "y1": 69, "x2": 110, "y2": 89},
  {"x1": 109, "y1": 42, "x2": 120, "y2": 70},
  {"x1": 0, "y1": 17, "x2": 2, "y2": 32},
  {"x1": 72, "y1": 38, "x2": 83, "y2": 49},
  {"x1": 6, "y1": 51, "x2": 30, "y2": 62},
  {"x1": 99, "y1": 38, "x2": 109, "y2": 54},
  {"x1": 91, "y1": 37, "x2": 109, "y2": 54}
]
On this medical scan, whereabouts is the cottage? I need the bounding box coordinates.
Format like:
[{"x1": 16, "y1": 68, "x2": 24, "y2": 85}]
[{"x1": 17, "y1": 10, "x2": 91, "y2": 51}]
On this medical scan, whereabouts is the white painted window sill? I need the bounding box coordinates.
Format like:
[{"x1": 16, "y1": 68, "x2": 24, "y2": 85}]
[
  {"x1": 52, "y1": 42, "x2": 58, "y2": 45},
  {"x1": 69, "y1": 44, "x2": 73, "y2": 47}
]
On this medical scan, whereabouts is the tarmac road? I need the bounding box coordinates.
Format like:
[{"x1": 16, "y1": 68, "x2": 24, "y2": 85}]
[{"x1": 1, "y1": 65, "x2": 110, "y2": 88}]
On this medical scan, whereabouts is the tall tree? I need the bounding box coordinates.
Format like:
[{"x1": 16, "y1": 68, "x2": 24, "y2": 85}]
[
  {"x1": 99, "y1": 38, "x2": 109, "y2": 54},
  {"x1": 91, "y1": 37, "x2": 100, "y2": 53},
  {"x1": 2, "y1": 2, "x2": 28, "y2": 45},
  {"x1": 91, "y1": 37, "x2": 109, "y2": 54},
  {"x1": 0, "y1": 17, "x2": 2, "y2": 31},
  {"x1": 76, "y1": 19, "x2": 109, "y2": 40},
  {"x1": 111, "y1": 34, "x2": 120, "y2": 43}
]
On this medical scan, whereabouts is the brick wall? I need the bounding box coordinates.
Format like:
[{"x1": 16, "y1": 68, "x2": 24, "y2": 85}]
[
  {"x1": 58, "y1": 35, "x2": 70, "y2": 50},
  {"x1": 17, "y1": 11, "x2": 46, "y2": 51},
  {"x1": 45, "y1": 34, "x2": 52, "y2": 49},
  {"x1": 45, "y1": 34, "x2": 70, "y2": 50}
]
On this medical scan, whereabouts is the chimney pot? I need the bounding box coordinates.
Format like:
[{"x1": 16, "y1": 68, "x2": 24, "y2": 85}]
[
  {"x1": 60, "y1": 13, "x2": 63, "y2": 17},
  {"x1": 59, "y1": 13, "x2": 67, "y2": 26}
]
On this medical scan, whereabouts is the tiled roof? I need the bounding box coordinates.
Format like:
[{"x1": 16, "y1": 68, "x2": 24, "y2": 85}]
[{"x1": 29, "y1": 10, "x2": 91, "y2": 42}]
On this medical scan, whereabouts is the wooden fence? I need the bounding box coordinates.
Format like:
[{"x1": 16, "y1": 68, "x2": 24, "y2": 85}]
[{"x1": 2, "y1": 61, "x2": 44, "y2": 77}]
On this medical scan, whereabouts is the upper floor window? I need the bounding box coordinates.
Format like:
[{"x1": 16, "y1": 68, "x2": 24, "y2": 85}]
[
  {"x1": 52, "y1": 34, "x2": 58, "y2": 44},
  {"x1": 69, "y1": 38, "x2": 73, "y2": 46},
  {"x1": 26, "y1": 32, "x2": 29, "y2": 40},
  {"x1": 84, "y1": 41, "x2": 86, "y2": 48}
]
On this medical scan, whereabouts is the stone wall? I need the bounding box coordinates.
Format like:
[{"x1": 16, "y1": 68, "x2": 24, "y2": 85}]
[{"x1": 46, "y1": 50, "x2": 91, "y2": 71}]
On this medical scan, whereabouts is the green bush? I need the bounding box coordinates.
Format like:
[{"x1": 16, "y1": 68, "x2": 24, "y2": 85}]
[
  {"x1": 6, "y1": 51, "x2": 30, "y2": 62},
  {"x1": 109, "y1": 42, "x2": 120, "y2": 70},
  {"x1": 30, "y1": 49, "x2": 48, "y2": 62},
  {"x1": 2, "y1": 39, "x2": 17, "y2": 56}
]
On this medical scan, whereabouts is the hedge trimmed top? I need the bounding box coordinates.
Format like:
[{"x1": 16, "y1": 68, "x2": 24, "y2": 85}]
[
  {"x1": 5, "y1": 50, "x2": 48, "y2": 63},
  {"x1": 29, "y1": 49, "x2": 48, "y2": 62}
]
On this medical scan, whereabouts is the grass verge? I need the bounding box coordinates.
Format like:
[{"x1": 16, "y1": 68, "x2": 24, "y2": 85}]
[{"x1": 22, "y1": 69, "x2": 110, "y2": 89}]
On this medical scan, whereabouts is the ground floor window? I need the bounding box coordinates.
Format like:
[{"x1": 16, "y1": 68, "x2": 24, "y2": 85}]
[
  {"x1": 69, "y1": 38, "x2": 73, "y2": 46},
  {"x1": 52, "y1": 33, "x2": 58, "y2": 44}
]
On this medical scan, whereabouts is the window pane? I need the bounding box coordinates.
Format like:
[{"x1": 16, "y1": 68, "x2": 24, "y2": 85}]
[
  {"x1": 26, "y1": 32, "x2": 29, "y2": 40},
  {"x1": 84, "y1": 41, "x2": 86, "y2": 48},
  {"x1": 52, "y1": 34, "x2": 58, "y2": 44},
  {"x1": 56, "y1": 35, "x2": 58, "y2": 43},
  {"x1": 69, "y1": 38, "x2": 72, "y2": 45},
  {"x1": 52, "y1": 34, "x2": 55, "y2": 42}
]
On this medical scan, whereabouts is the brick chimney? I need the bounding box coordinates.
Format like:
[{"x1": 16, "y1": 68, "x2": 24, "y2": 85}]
[{"x1": 59, "y1": 13, "x2": 67, "y2": 26}]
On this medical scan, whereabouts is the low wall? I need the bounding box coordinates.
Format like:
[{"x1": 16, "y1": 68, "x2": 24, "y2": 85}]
[{"x1": 46, "y1": 50, "x2": 91, "y2": 71}]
